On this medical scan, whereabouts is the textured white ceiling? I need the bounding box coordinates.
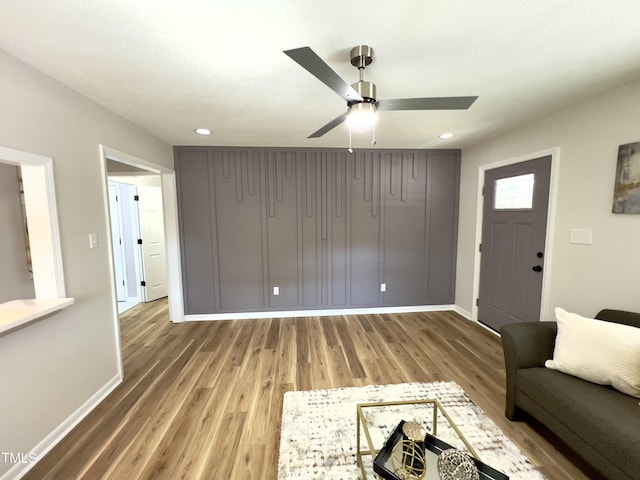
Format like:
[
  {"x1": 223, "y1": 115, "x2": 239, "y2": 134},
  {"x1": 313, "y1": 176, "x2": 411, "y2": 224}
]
[{"x1": 1, "y1": 1, "x2": 639, "y2": 150}]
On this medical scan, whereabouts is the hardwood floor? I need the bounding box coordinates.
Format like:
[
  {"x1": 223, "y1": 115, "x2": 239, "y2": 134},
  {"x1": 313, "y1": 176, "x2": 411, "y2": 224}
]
[{"x1": 24, "y1": 300, "x2": 600, "y2": 479}]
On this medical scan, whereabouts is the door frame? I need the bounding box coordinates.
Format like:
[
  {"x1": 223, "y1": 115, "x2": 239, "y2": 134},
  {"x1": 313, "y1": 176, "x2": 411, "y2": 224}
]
[
  {"x1": 471, "y1": 147, "x2": 561, "y2": 323},
  {"x1": 99, "y1": 146, "x2": 184, "y2": 333},
  {"x1": 107, "y1": 182, "x2": 129, "y2": 302}
]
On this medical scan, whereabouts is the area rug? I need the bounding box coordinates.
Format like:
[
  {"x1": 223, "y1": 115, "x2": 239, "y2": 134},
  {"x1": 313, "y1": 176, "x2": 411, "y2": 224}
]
[{"x1": 278, "y1": 381, "x2": 546, "y2": 479}]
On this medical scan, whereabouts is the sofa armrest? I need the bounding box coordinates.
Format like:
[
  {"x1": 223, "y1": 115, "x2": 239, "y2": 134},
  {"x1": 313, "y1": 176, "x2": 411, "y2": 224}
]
[{"x1": 500, "y1": 322, "x2": 558, "y2": 419}]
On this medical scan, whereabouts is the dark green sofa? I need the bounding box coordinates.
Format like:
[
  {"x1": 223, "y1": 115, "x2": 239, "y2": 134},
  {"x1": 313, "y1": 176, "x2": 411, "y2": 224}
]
[{"x1": 500, "y1": 309, "x2": 640, "y2": 480}]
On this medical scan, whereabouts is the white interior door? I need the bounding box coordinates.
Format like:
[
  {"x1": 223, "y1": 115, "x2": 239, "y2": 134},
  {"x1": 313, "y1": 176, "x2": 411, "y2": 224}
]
[
  {"x1": 137, "y1": 184, "x2": 168, "y2": 301},
  {"x1": 108, "y1": 183, "x2": 127, "y2": 301}
]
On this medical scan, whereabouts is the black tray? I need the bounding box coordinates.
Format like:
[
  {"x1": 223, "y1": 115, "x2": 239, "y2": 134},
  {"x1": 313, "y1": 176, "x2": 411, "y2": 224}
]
[{"x1": 373, "y1": 420, "x2": 509, "y2": 480}]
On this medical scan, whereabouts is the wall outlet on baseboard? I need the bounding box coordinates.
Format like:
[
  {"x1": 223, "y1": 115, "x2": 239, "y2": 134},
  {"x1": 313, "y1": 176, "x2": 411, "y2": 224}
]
[
  {"x1": 273, "y1": 286, "x2": 279, "y2": 296},
  {"x1": 380, "y1": 283, "x2": 386, "y2": 292}
]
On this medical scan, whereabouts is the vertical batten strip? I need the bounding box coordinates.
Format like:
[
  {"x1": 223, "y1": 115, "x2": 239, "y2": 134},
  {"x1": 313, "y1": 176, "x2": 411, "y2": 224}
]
[
  {"x1": 233, "y1": 152, "x2": 243, "y2": 203},
  {"x1": 389, "y1": 153, "x2": 396, "y2": 196},
  {"x1": 305, "y1": 153, "x2": 313, "y2": 218},
  {"x1": 364, "y1": 153, "x2": 371, "y2": 203},
  {"x1": 321, "y1": 153, "x2": 328, "y2": 240},
  {"x1": 335, "y1": 152, "x2": 343, "y2": 218},
  {"x1": 268, "y1": 152, "x2": 276, "y2": 217},
  {"x1": 371, "y1": 153, "x2": 379, "y2": 217},
  {"x1": 401, "y1": 154, "x2": 408, "y2": 203},
  {"x1": 241, "y1": 151, "x2": 250, "y2": 198},
  {"x1": 276, "y1": 153, "x2": 284, "y2": 203}
]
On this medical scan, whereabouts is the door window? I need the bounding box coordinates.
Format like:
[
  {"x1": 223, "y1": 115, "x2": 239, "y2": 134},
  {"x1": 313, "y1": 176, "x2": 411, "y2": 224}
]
[{"x1": 494, "y1": 173, "x2": 534, "y2": 210}]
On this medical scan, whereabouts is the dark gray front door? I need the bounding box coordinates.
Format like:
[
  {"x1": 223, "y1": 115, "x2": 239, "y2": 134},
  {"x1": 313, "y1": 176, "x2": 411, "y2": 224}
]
[{"x1": 478, "y1": 156, "x2": 552, "y2": 331}]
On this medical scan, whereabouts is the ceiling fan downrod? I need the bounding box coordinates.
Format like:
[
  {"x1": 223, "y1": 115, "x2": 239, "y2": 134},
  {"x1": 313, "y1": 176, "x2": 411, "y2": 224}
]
[{"x1": 349, "y1": 45, "x2": 377, "y2": 106}]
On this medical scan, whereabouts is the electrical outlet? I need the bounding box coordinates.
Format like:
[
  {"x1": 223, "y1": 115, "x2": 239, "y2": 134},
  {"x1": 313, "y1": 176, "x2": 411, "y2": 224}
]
[
  {"x1": 273, "y1": 286, "x2": 279, "y2": 296},
  {"x1": 380, "y1": 283, "x2": 386, "y2": 292},
  {"x1": 569, "y1": 229, "x2": 592, "y2": 245}
]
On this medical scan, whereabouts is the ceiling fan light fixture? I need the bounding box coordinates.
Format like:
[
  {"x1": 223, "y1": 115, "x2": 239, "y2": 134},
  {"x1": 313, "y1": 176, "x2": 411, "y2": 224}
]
[{"x1": 346, "y1": 102, "x2": 377, "y2": 130}]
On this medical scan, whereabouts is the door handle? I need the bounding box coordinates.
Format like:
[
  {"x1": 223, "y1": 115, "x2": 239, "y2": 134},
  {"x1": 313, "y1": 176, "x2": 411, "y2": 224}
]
[{"x1": 532, "y1": 265, "x2": 543, "y2": 272}]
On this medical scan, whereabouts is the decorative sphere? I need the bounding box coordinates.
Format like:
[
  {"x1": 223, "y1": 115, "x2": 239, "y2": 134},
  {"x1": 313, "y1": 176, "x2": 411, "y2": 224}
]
[
  {"x1": 437, "y1": 449, "x2": 479, "y2": 480},
  {"x1": 391, "y1": 440, "x2": 426, "y2": 480}
]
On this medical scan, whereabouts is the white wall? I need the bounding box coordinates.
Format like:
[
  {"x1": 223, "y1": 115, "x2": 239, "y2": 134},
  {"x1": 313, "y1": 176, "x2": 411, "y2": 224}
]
[
  {"x1": 457, "y1": 79, "x2": 640, "y2": 321},
  {"x1": 0, "y1": 48, "x2": 172, "y2": 478}
]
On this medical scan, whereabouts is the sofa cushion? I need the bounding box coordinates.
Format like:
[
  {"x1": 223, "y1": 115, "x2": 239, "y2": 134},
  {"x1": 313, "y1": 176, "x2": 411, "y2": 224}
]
[
  {"x1": 517, "y1": 367, "x2": 640, "y2": 477},
  {"x1": 545, "y1": 307, "x2": 640, "y2": 397}
]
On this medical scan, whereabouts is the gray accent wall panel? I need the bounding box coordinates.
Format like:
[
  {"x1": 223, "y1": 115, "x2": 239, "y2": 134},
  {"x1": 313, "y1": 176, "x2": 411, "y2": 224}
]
[
  {"x1": 175, "y1": 150, "x2": 217, "y2": 313},
  {"x1": 382, "y1": 152, "x2": 429, "y2": 306},
  {"x1": 174, "y1": 146, "x2": 460, "y2": 315},
  {"x1": 426, "y1": 151, "x2": 460, "y2": 304},
  {"x1": 265, "y1": 152, "x2": 299, "y2": 308},
  {"x1": 350, "y1": 153, "x2": 383, "y2": 306},
  {"x1": 212, "y1": 151, "x2": 265, "y2": 311}
]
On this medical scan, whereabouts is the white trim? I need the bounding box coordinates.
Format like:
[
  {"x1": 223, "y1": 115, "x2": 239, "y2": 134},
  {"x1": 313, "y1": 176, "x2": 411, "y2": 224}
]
[
  {"x1": 101, "y1": 146, "x2": 172, "y2": 174},
  {"x1": 471, "y1": 147, "x2": 561, "y2": 322},
  {"x1": 0, "y1": 298, "x2": 74, "y2": 335},
  {"x1": 452, "y1": 304, "x2": 472, "y2": 320},
  {"x1": 0, "y1": 145, "x2": 66, "y2": 298},
  {"x1": 185, "y1": 304, "x2": 456, "y2": 321},
  {"x1": 99, "y1": 147, "x2": 126, "y2": 380},
  {"x1": 0, "y1": 374, "x2": 122, "y2": 480},
  {"x1": 98, "y1": 145, "x2": 184, "y2": 329},
  {"x1": 161, "y1": 172, "x2": 185, "y2": 323}
]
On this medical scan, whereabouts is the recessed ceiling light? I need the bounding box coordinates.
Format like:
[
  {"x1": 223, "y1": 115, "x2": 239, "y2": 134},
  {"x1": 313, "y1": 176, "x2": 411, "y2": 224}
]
[
  {"x1": 195, "y1": 128, "x2": 212, "y2": 135},
  {"x1": 439, "y1": 132, "x2": 454, "y2": 139}
]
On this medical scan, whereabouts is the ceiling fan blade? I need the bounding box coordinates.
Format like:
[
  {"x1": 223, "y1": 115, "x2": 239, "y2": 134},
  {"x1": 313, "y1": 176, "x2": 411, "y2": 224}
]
[
  {"x1": 377, "y1": 96, "x2": 478, "y2": 111},
  {"x1": 308, "y1": 112, "x2": 348, "y2": 138},
  {"x1": 284, "y1": 47, "x2": 363, "y2": 103}
]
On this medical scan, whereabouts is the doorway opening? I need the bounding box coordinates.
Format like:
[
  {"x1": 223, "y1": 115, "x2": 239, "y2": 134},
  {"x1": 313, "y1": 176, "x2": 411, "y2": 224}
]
[
  {"x1": 99, "y1": 145, "x2": 183, "y2": 318},
  {"x1": 108, "y1": 174, "x2": 169, "y2": 313}
]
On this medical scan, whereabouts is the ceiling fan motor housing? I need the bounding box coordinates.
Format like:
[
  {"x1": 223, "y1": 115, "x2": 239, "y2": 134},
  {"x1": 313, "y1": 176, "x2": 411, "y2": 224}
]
[
  {"x1": 349, "y1": 80, "x2": 377, "y2": 106},
  {"x1": 350, "y1": 45, "x2": 373, "y2": 68}
]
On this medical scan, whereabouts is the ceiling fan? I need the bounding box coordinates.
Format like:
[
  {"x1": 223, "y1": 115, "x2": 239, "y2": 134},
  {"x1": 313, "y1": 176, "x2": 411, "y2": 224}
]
[{"x1": 284, "y1": 45, "x2": 478, "y2": 140}]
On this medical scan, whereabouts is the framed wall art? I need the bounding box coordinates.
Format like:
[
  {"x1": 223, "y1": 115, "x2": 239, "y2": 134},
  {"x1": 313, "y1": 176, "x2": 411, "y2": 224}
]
[{"x1": 612, "y1": 141, "x2": 640, "y2": 214}]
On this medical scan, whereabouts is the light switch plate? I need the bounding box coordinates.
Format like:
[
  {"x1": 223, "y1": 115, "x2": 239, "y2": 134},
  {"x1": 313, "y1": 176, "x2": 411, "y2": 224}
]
[
  {"x1": 273, "y1": 286, "x2": 279, "y2": 296},
  {"x1": 380, "y1": 283, "x2": 386, "y2": 292},
  {"x1": 569, "y1": 229, "x2": 592, "y2": 245},
  {"x1": 89, "y1": 233, "x2": 98, "y2": 249}
]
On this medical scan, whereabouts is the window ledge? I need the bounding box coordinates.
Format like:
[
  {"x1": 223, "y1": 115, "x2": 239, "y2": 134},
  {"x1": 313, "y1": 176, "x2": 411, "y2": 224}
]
[{"x1": 0, "y1": 298, "x2": 74, "y2": 335}]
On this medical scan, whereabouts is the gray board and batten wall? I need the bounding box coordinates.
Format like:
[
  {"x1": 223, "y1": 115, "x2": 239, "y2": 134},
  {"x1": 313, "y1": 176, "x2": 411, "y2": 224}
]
[{"x1": 174, "y1": 147, "x2": 460, "y2": 315}]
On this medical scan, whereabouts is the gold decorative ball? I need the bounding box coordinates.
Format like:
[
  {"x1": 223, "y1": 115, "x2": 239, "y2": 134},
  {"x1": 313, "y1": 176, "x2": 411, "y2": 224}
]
[{"x1": 391, "y1": 440, "x2": 426, "y2": 480}]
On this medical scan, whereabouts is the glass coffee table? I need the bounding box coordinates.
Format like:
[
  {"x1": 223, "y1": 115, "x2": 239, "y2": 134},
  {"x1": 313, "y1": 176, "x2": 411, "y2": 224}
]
[{"x1": 356, "y1": 399, "x2": 507, "y2": 480}]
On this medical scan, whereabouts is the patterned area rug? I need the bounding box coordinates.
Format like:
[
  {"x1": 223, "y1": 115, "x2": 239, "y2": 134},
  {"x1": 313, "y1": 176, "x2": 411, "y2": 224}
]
[{"x1": 278, "y1": 381, "x2": 546, "y2": 479}]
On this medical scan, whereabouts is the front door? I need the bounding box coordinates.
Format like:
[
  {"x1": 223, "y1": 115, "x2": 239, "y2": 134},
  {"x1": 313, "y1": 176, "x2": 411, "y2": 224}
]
[{"x1": 478, "y1": 156, "x2": 552, "y2": 331}]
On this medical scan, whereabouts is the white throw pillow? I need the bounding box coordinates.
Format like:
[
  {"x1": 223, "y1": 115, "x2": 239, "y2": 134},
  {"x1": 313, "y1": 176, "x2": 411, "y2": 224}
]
[{"x1": 545, "y1": 307, "x2": 640, "y2": 398}]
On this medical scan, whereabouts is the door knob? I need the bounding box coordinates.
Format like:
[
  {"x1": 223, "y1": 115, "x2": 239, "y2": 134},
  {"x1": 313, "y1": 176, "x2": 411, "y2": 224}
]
[{"x1": 532, "y1": 265, "x2": 543, "y2": 272}]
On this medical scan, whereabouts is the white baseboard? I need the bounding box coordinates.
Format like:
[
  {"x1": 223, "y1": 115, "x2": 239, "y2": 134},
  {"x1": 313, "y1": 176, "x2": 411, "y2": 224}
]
[
  {"x1": 2, "y1": 373, "x2": 122, "y2": 480},
  {"x1": 185, "y1": 304, "x2": 457, "y2": 321},
  {"x1": 452, "y1": 305, "x2": 472, "y2": 320}
]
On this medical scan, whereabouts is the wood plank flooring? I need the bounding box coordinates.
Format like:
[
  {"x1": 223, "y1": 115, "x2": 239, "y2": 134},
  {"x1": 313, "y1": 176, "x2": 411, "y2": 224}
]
[{"x1": 24, "y1": 300, "x2": 602, "y2": 480}]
